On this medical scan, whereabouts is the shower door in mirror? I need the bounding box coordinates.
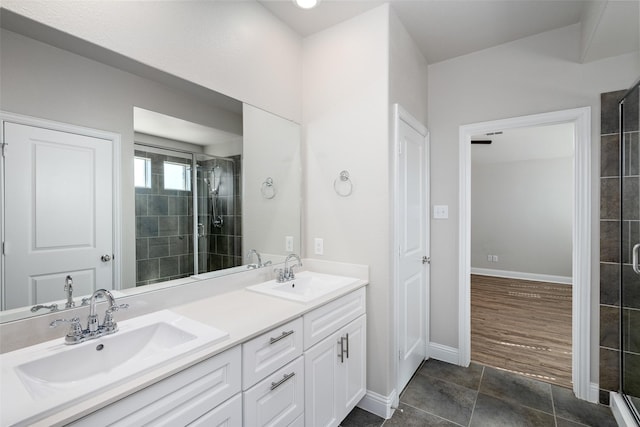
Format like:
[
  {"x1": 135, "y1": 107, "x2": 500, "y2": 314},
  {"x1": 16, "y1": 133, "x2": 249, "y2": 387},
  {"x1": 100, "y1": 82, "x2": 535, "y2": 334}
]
[
  {"x1": 2, "y1": 121, "x2": 114, "y2": 310},
  {"x1": 134, "y1": 145, "x2": 242, "y2": 286},
  {"x1": 621, "y1": 80, "x2": 640, "y2": 422}
]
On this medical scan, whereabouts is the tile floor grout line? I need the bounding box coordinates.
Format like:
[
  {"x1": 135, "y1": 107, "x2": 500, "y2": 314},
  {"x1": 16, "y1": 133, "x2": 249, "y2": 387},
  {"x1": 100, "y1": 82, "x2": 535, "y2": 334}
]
[
  {"x1": 398, "y1": 401, "x2": 467, "y2": 427},
  {"x1": 551, "y1": 383, "x2": 558, "y2": 427},
  {"x1": 466, "y1": 365, "x2": 485, "y2": 426}
]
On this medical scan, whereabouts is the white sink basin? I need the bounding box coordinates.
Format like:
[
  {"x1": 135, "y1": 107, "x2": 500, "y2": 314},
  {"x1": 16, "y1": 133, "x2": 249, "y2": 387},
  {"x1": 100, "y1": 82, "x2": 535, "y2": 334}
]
[
  {"x1": 1, "y1": 310, "x2": 228, "y2": 425},
  {"x1": 247, "y1": 271, "x2": 359, "y2": 302}
]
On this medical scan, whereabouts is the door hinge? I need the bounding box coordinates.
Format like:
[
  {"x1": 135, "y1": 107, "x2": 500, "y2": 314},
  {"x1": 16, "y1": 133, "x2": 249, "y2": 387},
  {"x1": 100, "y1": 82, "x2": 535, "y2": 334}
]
[
  {"x1": 398, "y1": 349, "x2": 402, "y2": 360},
  {"x1": 1, "y1": 143, "x2": 6, "y2": 158},
  {"x1": 2, "y1": 241, "x2": 5, "y2": 255}
]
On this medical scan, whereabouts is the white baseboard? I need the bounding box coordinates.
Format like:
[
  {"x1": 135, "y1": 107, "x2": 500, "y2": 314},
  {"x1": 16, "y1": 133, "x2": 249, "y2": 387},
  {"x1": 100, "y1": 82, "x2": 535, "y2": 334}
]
[
  {"x1": 588, "y1": 382, "x2": 599, "y2": 403},
  {"x1": 611, "y1": 391, "x2": 639, "y2": 427},
  {"x1": 428, "y1": 342, "x2": 460, "y2": 365},
  {"x1": 471, "y1": 268, "x2": 572, "y2": 285},
  {"x1": 357, "y1": 389, "x2": 397, "y2": 419}
]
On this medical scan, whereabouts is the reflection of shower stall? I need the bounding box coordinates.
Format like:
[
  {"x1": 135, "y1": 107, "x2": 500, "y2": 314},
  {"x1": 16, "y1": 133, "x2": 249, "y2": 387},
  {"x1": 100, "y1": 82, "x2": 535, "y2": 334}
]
[{"x1": 134, "y1": 144, "x2": 242, "y2": 286}]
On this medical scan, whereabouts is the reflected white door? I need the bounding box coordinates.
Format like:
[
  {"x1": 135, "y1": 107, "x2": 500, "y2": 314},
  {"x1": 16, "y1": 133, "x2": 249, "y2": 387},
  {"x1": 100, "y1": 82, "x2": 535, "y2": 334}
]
[
  {"x1": 3, "y1": 122, "x2": 113, "y2": 309},
  {"x1": 396, "y1": 107, "x2": 429, "y2": 393}
]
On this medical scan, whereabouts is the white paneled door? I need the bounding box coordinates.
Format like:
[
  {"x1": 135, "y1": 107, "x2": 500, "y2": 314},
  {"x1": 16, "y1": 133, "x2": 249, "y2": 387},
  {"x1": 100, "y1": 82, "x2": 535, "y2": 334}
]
[
  {"x1": 396, "y1": 105, "x2": 429, "y2": 394},
  {"x1": 3, "y1": 122, "x2": 113, "y2": 309}
]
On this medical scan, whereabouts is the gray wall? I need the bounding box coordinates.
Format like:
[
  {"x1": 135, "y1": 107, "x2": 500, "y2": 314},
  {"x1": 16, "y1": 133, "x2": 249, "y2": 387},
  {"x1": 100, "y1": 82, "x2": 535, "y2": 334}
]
[
  {"x1": 0, "y1": 29, "x2": 242, "y2": 288},
  {"x1": 471, "y1": 156, "x2": 573, "y2": 278}
]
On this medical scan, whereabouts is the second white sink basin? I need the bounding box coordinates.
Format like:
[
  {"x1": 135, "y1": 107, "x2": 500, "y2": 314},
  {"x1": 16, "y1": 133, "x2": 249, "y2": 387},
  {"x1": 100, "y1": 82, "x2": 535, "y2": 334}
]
[
  {"x1": 1, "y1": 310, "x2": 229, "y2": 426},
  {"x1": 247, "y1": 271, "x2": 359, "y2": 302}
]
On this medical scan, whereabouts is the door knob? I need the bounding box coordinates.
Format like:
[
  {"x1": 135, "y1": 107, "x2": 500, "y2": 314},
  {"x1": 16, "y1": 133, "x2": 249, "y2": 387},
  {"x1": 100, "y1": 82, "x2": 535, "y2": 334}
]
[
  {"x1": 422, "y1": 256, "x2": 430, "y2": 264},
  {"x1": 101, "y1": 254, "x2": 112, "y2": 262}
]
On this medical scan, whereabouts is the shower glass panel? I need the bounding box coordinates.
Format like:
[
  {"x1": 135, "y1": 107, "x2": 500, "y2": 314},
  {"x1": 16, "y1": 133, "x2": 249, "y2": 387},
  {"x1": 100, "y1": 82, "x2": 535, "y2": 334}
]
[
  {"x1": 134, "y1": 145, "x2": 242, "y2": 286},
  {"x1": 620, "y1": 80, "x2": 640, "y2": 422}
]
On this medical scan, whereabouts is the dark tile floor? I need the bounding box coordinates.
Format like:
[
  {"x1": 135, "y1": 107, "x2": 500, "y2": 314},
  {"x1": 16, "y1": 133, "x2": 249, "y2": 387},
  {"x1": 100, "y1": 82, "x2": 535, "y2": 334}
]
[{"x1": 340, "y1": 360, "x2": 618, "y2": 427}]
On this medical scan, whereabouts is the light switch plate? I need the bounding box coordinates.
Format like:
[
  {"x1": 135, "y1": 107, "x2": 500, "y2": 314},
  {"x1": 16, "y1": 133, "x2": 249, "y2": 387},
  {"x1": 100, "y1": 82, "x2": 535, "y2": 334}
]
[{"x1": 433, "y1": 205, "x2": 449, "y2": 219}]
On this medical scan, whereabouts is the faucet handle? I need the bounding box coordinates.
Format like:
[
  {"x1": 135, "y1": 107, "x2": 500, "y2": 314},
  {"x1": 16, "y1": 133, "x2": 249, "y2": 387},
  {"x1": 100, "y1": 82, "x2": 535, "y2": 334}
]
[
  {"x1": 274, "y1": 268, "x2": 285, "y2": 283},
  {"x1": 105, "y1": 303, "x2": 129, "y2": 314},
  {"x1": 103, "y1": 304, "x2": 129, "y2": 333},
  {"x1": 31, "y1": 303, "x2": 59, "y2": 313},
  {"x1": 50, "y1": 317, "x2": 84, "y2": 344}
]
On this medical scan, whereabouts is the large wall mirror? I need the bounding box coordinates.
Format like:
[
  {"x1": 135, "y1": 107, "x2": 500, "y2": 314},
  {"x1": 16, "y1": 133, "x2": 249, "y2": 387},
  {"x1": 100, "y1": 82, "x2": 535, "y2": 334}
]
[{"x1": 0, "y1": 10, "x2": 301, "y2": 322}]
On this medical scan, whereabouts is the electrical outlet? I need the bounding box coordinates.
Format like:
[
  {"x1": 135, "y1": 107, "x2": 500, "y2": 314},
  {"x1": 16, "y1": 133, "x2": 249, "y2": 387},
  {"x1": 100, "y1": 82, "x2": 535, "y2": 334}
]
[
  {"x1": 492, "y1": 255, "x2": 499, "y2": 262},
  {"x1": 285, "y1": 236, "x2": 293, "y2": 252},
  {"x1": 433, "y1": 205, "x2": 449, "y2": 219},
  {"x1": 487, "y1": 255, "x2": 492, "y2": 262},
  {"x1": 314, "y1": 238, "x2": 324, "y2": 255}
]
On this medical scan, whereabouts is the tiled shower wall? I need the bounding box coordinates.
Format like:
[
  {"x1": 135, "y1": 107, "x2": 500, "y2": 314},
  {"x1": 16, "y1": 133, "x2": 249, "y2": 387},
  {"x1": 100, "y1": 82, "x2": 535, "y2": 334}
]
[
  {"x1": 599, "y1": 88, "x2": 640, "y2": 404},
  {"x1": 197, "y1": 155, "x2": 243, "y2": 271},
  {"x1": 135, "y1": 150, "x2": 242, "y2": 286}
]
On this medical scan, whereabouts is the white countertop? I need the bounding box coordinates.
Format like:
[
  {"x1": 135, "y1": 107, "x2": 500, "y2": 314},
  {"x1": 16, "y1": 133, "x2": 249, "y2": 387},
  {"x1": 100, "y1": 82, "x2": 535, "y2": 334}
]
[{"x1": 4, "y1": 272, "x2": 367, "y2": 426}]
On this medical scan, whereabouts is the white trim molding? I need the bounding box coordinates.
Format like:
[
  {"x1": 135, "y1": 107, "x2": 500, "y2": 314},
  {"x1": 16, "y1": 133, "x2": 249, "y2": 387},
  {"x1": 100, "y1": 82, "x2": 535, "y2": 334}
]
[
  {"x1": 471, "y1": 268, "x2": 572, "y2": 285},
  {"x1": 458, "y1": 107, "x2": 591, "y2": 399},
  {"x1": 428, "y1": 342, "x2": 460, "y2": 365},
  {"x1": 357, "y1": 389, "x2": 397, "y2": 420}
]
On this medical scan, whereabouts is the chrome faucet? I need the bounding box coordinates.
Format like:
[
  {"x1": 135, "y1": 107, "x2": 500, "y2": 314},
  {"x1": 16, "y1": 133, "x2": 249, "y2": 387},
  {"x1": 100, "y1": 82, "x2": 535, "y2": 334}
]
[
  {"x1": 246, "y1": 249, "x2": 263, "y2": 269},
  {"x1": 87, "y1": 289, "x2": 117, "y2": 333},
  {"x1": 275, "y1": 254, "x2": 302, "y2": 282},
  {"x1": 64, "y1": 275, "x2": 75, "y2": 309},
  {"x1": 246, "y1": 249, "x2": 272, "y2": 269},
  {"x1": 50, "y1": 288, "x2": 129, "y2": 345}
]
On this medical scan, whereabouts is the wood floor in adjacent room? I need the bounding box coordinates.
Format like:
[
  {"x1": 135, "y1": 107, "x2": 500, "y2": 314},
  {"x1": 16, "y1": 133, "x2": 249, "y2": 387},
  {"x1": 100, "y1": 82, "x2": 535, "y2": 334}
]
[{"x1": 471, "y1": 274, "x2": 573, "y2": 389}]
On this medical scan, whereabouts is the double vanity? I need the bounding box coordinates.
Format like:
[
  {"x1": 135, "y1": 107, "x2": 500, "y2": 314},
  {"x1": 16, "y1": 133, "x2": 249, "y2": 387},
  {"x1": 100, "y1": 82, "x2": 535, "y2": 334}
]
[{"x1": 0, "y1": 265, "x2": 368, "y2": 427}]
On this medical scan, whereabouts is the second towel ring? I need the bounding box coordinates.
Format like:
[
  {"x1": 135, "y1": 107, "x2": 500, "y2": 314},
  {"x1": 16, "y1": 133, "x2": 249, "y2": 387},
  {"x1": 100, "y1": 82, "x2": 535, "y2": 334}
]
[
  {"x1": 334, "y1": 170, "x2": 353, "y2": 197},
  {"x1": 261, "y1": 177, "x2": 276, "y2": 199}
]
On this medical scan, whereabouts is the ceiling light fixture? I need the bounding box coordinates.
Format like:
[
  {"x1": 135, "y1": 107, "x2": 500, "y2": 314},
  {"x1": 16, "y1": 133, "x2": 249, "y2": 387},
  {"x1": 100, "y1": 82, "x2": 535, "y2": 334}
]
[{"x1": 293, "y1": 0, "x2": 320, "y2": 10}]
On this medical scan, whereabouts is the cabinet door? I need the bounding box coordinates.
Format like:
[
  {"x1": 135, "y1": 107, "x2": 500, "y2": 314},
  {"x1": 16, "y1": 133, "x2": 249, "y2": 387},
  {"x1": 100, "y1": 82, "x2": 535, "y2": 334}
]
[
  {"x1": 336, "y1": 315, "x2": 367, "y2": 422},
  {"x1": 304, "y1": 330, "x2": 340, "y2": 427}
]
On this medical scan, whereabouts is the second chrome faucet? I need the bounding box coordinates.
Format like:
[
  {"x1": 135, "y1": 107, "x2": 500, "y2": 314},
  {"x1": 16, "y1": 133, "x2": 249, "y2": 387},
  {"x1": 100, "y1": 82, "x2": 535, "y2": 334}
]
[{"x1": 275, "y1": 254, "x2": 302, "y2": 283}]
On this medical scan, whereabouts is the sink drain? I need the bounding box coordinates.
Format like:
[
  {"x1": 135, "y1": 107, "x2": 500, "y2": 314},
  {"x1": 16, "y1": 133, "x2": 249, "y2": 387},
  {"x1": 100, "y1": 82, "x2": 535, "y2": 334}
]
[{"x1": 96, "y1": 344, "x2": 104, "y2": 351}]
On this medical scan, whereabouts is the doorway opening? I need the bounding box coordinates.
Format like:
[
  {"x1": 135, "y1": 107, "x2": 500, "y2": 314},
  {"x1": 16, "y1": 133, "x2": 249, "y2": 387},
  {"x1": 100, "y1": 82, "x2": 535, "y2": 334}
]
[
  {"x1": 459, "y1": 107, "x2": 594, "y2": 401},
  {"x1": 470, "y1": 123, "x2": 574, "y2": 388}
]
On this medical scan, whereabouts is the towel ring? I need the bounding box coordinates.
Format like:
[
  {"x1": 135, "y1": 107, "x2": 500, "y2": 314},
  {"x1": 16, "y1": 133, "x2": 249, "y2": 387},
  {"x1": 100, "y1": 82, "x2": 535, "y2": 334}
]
[
  {"x1": 261, "y1": 177, "x2": 276, "y2": 199},
  {"x1": 334, "y1": 170, "x2": 353, "y2": 197}
]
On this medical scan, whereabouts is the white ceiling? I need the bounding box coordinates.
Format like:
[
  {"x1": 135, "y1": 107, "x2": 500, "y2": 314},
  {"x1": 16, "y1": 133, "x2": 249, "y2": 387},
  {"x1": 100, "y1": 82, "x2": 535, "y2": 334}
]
[
  {"x1": 259, "y1": 0, "x2": 639, "y2": 64},
  {"x1": 471, "y1": 122, "x2": 575, "y2": 164}
]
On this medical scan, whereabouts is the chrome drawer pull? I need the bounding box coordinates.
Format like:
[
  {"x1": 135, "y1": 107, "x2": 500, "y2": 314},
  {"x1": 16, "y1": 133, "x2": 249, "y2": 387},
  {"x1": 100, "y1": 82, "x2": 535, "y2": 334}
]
[
  {"x1": 269, "y1": 330, "x2": 294, "y2": 344},
  {"x1": 345, "y1": 333, "x2": 350, "y2": 359},
  {"x1": 270, "y1": 372, "x2": 295, "y2": 390},
  {"x1": 338, "y1": 337, "x2": 345, "y2": 363}
]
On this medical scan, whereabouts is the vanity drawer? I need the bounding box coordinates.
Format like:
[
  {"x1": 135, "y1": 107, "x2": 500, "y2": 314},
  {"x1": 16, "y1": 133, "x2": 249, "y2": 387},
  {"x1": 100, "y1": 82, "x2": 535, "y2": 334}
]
[
  {"x1": 242, "y1": 317, "x2": 303, "y2": 389},
  {"x1": 70, "y1": 346, "x2": 241, "y2": 426},
  {"x1": 188, "y1": 393, "x2": 242, "y2": 427},
  {"x1": 243, "y1": 356, "x2": 304, "y2": 427},
  {"x1": 303, "y1": 287, "x2": 366, "y2": 349}
]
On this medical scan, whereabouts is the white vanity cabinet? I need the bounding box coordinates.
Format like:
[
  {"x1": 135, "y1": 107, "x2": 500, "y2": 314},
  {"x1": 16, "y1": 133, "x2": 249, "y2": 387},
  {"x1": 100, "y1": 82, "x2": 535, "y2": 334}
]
[
  {"x1": 60, "y1": 284, "x2": 367, "y2": 427},
  {"x1": 303, "y1": 288, "x2": 367, "y2": 427},
  {"x1": 69, "y1": 345, "x2": 242, "y2": 427}
]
